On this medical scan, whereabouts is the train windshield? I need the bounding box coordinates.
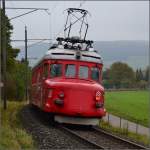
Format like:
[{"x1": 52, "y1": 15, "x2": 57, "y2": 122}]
[
  {"x1": 79, "y1": 66, "x2": 88, "y2": 79},
  {"x1": 91, "y1": 67, "x2": 100, "y2": 82},
  {"x1": 65, "y1": 64, "x2": 76, "y2": 77},
  {"x1": 50, "y1": 64, "x2": 62, "y2": 77}
]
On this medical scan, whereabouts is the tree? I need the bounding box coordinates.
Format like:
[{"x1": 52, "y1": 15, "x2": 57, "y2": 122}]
[
  {"x1": 136, "y1": 69, "x2": 140, "y2": 82},
  {"x1": 1, "y1": 8, "x2": 31, "y2": 100},
  {"x1": 102, "y1": 68, "x2": 113, "y2": 89},
  {"x1": 1, "y1": 8, "x2": 20, "y2": 73},
  {"x1": 103, "y1": 68, "x2": 110, "y2": 80},
  {"x1": 144, "y1": 66, "x2": 149, "y2": 82},
  {"x1": 139, "y1": 68, "x2": 144, "y2": 81},
  {"x1": 109, "y1": 62, "x2": 135, "y2": 88}
]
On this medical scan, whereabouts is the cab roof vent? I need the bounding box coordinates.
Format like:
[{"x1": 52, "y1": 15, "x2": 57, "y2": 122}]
[
  {"x1": 82, "y1": 54, "x2": 101, "y2": 60},
  {"x1": 51, "y1": 53, "x2": 74, "y2": 56}
]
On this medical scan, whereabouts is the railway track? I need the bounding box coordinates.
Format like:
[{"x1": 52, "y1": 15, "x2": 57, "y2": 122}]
[
  {"x1": 93, "y1": 126, "x2": 148, "y2": 149},
  {"x1": 58, "y1": 124, "x2": 104, "y2": 149},
  {"x1": 59, "y1": 124, "x2": 148, "y2": 149},
  {"x1": 21, "y1": 105, "x2": 148, "y2": 149},
  {"x1": 20, "y1": 105, "x2": 101, "y2": 149}
]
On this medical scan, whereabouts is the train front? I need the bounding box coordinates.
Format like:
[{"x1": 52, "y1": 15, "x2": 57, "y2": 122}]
[{"x1": 43, "y1": 47, "x2": 106, "y2": 125}]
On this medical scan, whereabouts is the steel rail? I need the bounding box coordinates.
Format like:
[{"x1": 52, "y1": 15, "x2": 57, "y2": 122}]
[
  {"x1": 59, "y1": 125, "x2": 104, "y2": 149},
  {"x1": 93, "y1": 126, "x2": 148, "y2": 149}
]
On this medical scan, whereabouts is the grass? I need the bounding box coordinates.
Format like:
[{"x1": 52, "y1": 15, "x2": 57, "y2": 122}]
[
  {"x1": 0, "y1": 101, "x2": 35, "y2": 150},
  {"x1": 105, "y1": 90, "x2": 149, "y2": 127},
  {"x1": 99, "y1": 120, "x2": 150, "y2": 146}
]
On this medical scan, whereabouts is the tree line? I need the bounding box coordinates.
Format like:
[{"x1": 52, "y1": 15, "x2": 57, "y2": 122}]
[
  {"x1": 1, "y1": 9, "x2": 31, "y2": 101},
  {"x1": 103, "y1": 62, "x2": 149, "y2": 89}
]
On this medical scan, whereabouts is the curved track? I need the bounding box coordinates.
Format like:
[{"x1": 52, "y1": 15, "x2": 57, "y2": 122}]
[
  {"x1": 21, "y1": 105, "x2": 148, "y2": 149},
  {"x1": 61, "y1": 125, "x2": 147, "y2": 149}
]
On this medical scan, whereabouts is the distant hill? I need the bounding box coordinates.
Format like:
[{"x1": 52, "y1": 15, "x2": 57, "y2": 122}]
[
  {"x1": 94, "y1": 40, "x2": 149, "y2": 70},
  {"x1": 16, "y1": 40, "x2": 149, "y2": 70}
]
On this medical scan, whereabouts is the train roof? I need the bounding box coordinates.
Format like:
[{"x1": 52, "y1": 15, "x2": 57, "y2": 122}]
[
  {"x1": 46, "y1": 47, "x2": 102, "y2": 63},
  {"x1": 33, "y1": 41, "x2": 103, "y2": 68},
  {"x1": 33, "y1": 47, "x2": 103, "y2": 68}
]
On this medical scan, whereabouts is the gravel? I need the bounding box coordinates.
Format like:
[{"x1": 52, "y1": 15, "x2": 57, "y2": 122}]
[{"x1": 20, "y1": 105, "x2": 96, "y2": 149}]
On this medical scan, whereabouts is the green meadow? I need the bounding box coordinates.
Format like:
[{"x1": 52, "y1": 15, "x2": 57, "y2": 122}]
[{"x1": 105, "y1": 90, "x2": 149, "y2": 127}]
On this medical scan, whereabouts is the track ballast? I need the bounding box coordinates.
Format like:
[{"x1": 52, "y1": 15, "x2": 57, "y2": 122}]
[{"x1": 20, "y1": 105, "x2": 148, "y2": 149}]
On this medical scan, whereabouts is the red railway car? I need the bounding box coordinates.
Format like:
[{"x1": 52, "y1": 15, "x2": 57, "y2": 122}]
[{"x1": 30, "y1": 8, "x2": 106, "y2": 125}]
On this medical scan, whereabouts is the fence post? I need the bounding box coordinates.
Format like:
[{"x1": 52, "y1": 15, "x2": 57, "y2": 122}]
[
  {"x1": 126, "y1": 121, "x2": 128, "y2": 135},
  {"x1": 108, "y1": 113, "x2": 110, "y2": 124},
  {"x1": 120, "y1": 117, "x2": 121, "y2": 128},
  {"x1": 136, "y1": 122, "x2": 138, "y2": 134}
]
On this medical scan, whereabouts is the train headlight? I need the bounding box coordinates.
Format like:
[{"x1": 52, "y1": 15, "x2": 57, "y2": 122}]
[
  {"x1": 95, "y1": 91, "x2": 101, "y2": 101},
  {"x1": 59, "y1": 92, "x2": 65, "y2": 98}
]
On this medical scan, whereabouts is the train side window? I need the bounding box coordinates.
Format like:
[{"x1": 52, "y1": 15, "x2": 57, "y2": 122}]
[
  {"x1": 91, "y1": 67, "x2": 100, "y2": 82},
  {"x1": 79, "y1": 66, "x2": 88, "y2": 79},
  {"x1": 43, "y1": 63, "x2": 49, "y2": 78},
  {"x1": 50, "y1": 64, "x2": 62, "y2": 78},
  {"x1": 65, "y1": 64, "x2": 76, "y2": 77}
]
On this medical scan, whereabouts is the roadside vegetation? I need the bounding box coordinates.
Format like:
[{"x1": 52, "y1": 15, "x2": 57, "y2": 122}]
[
  {"x1": 99, "y1": 120, "x2": 150, "y2": 146},
  {"x1": 1, "y1": 8, "x2": 31, "y2": 101},
  {"x1": 1, "y1": 9, "x2": 34, "y2": 150},
  {"x1": 105, "y1": 90, "x2": 149, "y2": 127},
  {"x1": 0, "y1": 101, "x2": 35, "y2": 150},
  {"x1": 103, "y1": 62, "x2": 149, "y2": 89}
]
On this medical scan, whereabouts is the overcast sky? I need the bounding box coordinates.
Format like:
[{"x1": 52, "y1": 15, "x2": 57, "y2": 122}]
[{"x1": 5, "y1": 1, "x2": 149, "y2": 47}]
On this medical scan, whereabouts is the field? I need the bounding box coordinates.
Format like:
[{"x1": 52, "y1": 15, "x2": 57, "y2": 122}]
[
  {"x1": 105, "y1": 90, "x2": 149, "y2": 127},
  {"x1": 0, "y1": 101, "x2": 35, "y2": 150}
]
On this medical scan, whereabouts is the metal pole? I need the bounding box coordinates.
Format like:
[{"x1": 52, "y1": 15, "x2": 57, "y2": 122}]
[
  {"x1": 2, "y1": 0, "x2": 7, "y2": 110},
  {"x1": 25, "y1": 26, "x2": 28, "y2": 101}
]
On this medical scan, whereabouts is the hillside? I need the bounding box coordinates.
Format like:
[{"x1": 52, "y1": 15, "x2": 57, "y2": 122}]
[{"x1": 16, "y1": 40, "x2": 149, "y2": 70}]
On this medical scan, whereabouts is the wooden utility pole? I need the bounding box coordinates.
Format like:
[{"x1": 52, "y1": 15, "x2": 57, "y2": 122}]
[
  {"x1": 25, "y1": 26, "x2": 28, "y2": 101},
  {"x1": 2, "y1": 0, "x2": 7, "y2": 109}
]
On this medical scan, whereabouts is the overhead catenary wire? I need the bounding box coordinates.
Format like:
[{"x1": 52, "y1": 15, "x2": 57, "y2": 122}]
[
  {"x1": 7, "y1": 2, "x2": 39, "y2": 40},
  {"x1": 7, "y1": 2, "x2": 51, "y2": 47},
  {"x1": 78, "y1": 0, "x2": 86, "y2": 9},
  {"x1": 7, "y1": 1, "x2": 26, "y2": 25},
  {"x1": 27, "y1": 39, "x2": 48, "y2": 48}
]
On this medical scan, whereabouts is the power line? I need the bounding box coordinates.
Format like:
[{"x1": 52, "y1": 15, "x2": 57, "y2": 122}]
[
  {"x1": 8, "y1": 1, "x2": 26, "y2": 25},
  {"x1": 78, "y1": 0, "x2": 86, "y2": 8},
  {"x1": 6, "y1": 7, "x2": 48, "y2": 10},
  {"x1": 11, "y1": 38, "x2": 52, "y2": 42},
  {"x1": 6, "y1": 7, "x2": 49, "y2": 21},
  {"x1": 27, "y1": 39, "x2": 48, "y2": 48},
  {"x1": 9, "y1": 9, "x2": 38, "y2": 20},
  {"x1": 5, "y1": 6, "x2": 51, "y2": 102}
]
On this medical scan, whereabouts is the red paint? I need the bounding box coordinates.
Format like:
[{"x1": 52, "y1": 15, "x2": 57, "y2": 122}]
[{"x1": 31, "y1": 59, "x2": 106, "y2": 118}]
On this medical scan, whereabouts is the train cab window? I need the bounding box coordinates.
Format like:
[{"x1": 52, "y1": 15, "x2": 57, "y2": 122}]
[
  {"x1": 79, "y1": 66, "x2": 88, "y2": 79},
  {"x1": 50, "y1": 64, "x2": 62, "y2": 78},
  {"x1": 91, "y1": 67, "x2": 100, "y2": 82},
  {"x1": 43, "y1": 63, "x2": 49, "y2": 78},
  {"x1": 65, "y1": 64, "x2": 76, "y2": 77}
]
